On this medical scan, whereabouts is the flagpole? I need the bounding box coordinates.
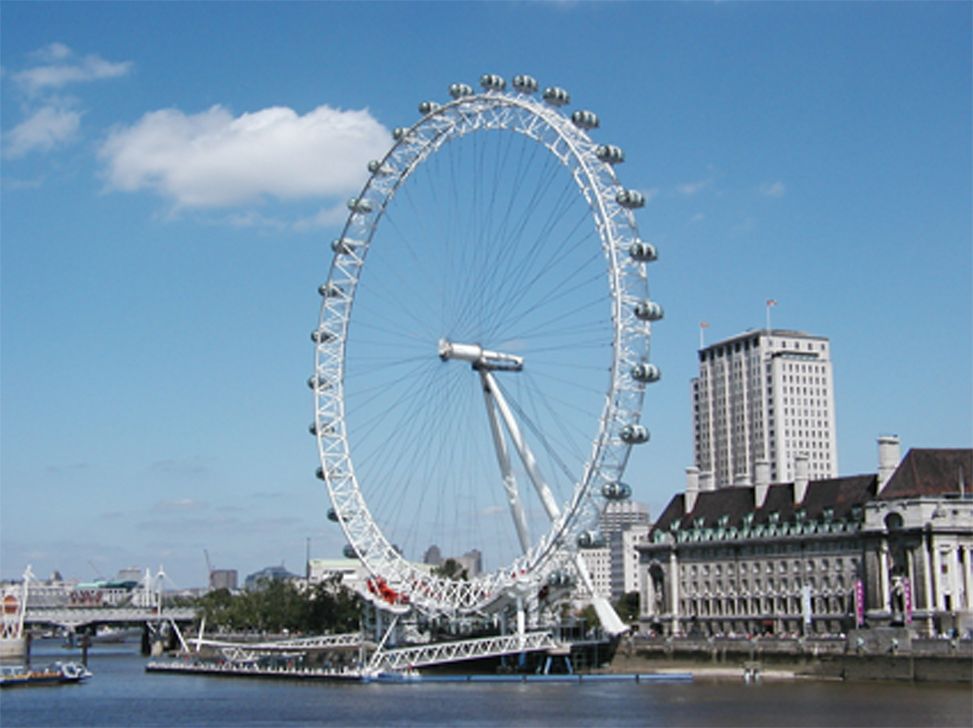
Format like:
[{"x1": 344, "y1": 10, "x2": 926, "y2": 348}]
[{"x1": 765, "y1": 299, "x2": 777, "y2": 334}]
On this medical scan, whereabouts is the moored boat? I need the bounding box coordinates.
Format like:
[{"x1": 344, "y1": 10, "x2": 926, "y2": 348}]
[{"x1": 0, "y1": 661, "x2": 92, "y2": 687}]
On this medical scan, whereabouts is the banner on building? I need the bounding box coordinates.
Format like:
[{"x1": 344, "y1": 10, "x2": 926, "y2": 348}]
[
  {"x1": 903, "y1": 577, "x2": 912, "y2": 625},
  {"x1": 801, "y1": 584, "x2": 812, "y2": 626},
  {"x1": 854, "y1": 579, "x2": 864, "y2": 628}
]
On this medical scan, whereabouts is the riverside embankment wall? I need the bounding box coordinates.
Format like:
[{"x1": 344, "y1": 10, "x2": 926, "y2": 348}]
[{"x1": 613, "y1": 635, "x2": 972, "y2": 683}]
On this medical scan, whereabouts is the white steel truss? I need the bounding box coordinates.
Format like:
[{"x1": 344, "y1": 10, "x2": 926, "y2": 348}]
[
  {"x1": 313, "y1": 76, "x2": 660, "y2": 618},
  {"x1": 366, "y1": 630, "x2": 559, "y2": 674}
]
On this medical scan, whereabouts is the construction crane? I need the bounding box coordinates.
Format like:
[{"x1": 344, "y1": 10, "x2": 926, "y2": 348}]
[{"x1": 203, "y1": 549, "x2": 214, "y2": 590}]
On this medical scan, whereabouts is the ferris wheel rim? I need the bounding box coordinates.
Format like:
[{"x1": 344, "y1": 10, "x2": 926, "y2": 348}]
[{"x1": 312, "y1": 79, "x2": 656, "y2": 616}]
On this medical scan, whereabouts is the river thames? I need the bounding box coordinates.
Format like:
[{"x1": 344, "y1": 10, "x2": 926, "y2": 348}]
[{"x1": 1, "y1": 641, "x2": 970, "y2": 727}]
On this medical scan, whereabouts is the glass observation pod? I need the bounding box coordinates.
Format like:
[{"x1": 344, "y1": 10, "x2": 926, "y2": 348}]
[
  {"x1": 629, "y1": 240, "x2": 657, "y2": 262},
  {"x1": 327, "y1": 507, "x2": 340, "y2": 523},
  {"x1": 616, "y1": 189, "x2": 646, "y2": 209},
  {"x1": 316, "y1": 467, "x2": 326, "y2": 481},
  {"x1": 347, "y1": 197, "x2": 372, "y2": 213},
  {"x1": 571, "y1": 110, "x2": 599, "y2": 130},
  {"x1": 577, "y1": 530, "x2": 607, "y2": 549},
  {"x1": 318, "y1": 282, "x2": 346, "y2": 298},
  {"x1": 331, "y1": 238, "x2": 363, "y2": 255},
  {"x1": 596, "y1": 144, "x2": 625, "y2": 164},
  {"x1": 634, "y1": 300, "x2": 664, "y2": 322},
  {"x1": 601, "y1": 481, "x2": 632, "y2": 500},
  {"x1": 343, "y1": 545, "x2": 358, "y2": 559},
  {"x1": 620, "y1": 423, "x2": 650, "y2": 444},
  {"x1": 543, "y1": 86, "x2": 570, "y2": 106},
  {"x1": 418, "y1": 100, "x2": 440, "y2": 115},
  {"x1": 512, "y1": 74, "x2": 538, "y2": 94},
  {"x1": 479, "y1": 73, "x2": 505, "y2": 91},
  {"x1": 307, "y1": 374, "x2": 331, "y2": 390},
  {"x1": 311, "y1": 328, "x2": 334, "y2": 344},
  {"x1": 367, "y1": 160, "x2": 394, "y2": 175},
  {"x1": 392, "y1": 127, "x2": 412, "y2": 141},
  {"x1": 547, "y1": 570, "x2": 575, "y2": 588},
  {"x1": 309, "y1": 422, "x2": 335, "y2": 436},
  {"x1": 449, "y1": 82, "x2": 473, "y2": 99},
  {"x1": 631, "y1": 362, "x2": 661, "y2": 384}
]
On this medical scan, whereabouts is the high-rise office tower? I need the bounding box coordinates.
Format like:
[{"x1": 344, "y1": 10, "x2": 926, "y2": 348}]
[{"x1": 692, "y1": 329, "x2": 838, "y2": 487}]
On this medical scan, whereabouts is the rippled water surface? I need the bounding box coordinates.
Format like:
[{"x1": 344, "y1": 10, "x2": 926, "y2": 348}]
[{"x1": 2, "y1": 641, "x2": 970, "y2": 727}]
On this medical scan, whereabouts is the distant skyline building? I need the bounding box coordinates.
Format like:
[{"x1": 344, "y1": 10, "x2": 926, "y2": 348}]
[
  {"x1": 581, "y1": 501, "x2": 651, "y2": 601},
  {"x1": 693, "y1": 328, "x2": 838, "y2": 487},
  {"x1": 209, "y1": 569, "x2": 238, "y2": 591},
  {"x1": 244, "y1": 565, "x2": 299, "y2": 591}
]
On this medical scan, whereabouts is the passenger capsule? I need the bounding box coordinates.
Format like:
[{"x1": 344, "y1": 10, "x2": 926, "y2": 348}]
[
  {"x1": 315, "y1": 466, "x2": 326, "y2": 481},
  {"x1": 418, "y1": 100, "x2": 440, "y2": 115},
  {"x1": 577, "y1": 530, "x2": 606, "y2": 549},
  {"x1": 620, "y1": 424, "x2": 650, "y2": 444},
  {"x1": 571, "y1": 110, "x2": 599, "y2": 130},
  {"x1": 547, "y1": 570, "x2": 575, "y2": 588},
  {"x1": 616, "y1": 189, "x2": 645, "y2": 209},
  {"x1": 311, "y1": 328, "x2": 333, "y2": 344},
  {"x1": 631, "y1": 363, "x2": 661, "y2": 384},
  {"x1": 634, "y1": 300, "x2": 664, "y2": 322},
  {"x1": 319, "y1": 282, "x2": 343, "y2": 298},
  {"x1": 347, "y1": 197, "x2": 372, "y2": 213},
  {"x1": 392, "y1": 127, "x2": 410, "y2": 141},
  {"x1": 480, "y1": 73, "x2": 505, "y2": 91},
  {"x1": 512, "y1": 75, "x2": 538, "y2": 94},
  {"x1": 332, "y1": 238, "x2": 362, "y2": 255},
  {"x1": 307, "y1": 374, "x2": 330, "y2": 390},
  {"x1": 596, "y1": 145, "x2": 625, "y2": 164},
  {"x1": 543, "y1": 86, "x2": 570, "y2": 106},
  {"x1": 367, "y1": 160, "x2": 394, "y2": 175},
  {"x1": 629, "y1": 240, "x2": 657, "y2": 262},
  {"x1": 327, "y1": 507, "x2": 340, "y2": 523},
  {"x1": 449, "y1": 82, "x2": 474, "y2": 99},
  {"x1": 342, "y1": 545, "x2": 358, "y2": 559},
  {"x1": 601, "y1": 481, "x2": 632, "y2": 501}
]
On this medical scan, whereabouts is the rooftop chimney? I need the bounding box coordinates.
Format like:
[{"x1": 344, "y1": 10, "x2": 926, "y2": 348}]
[
  {"x1": 684, "y1": 466, "x2": 700, "y2": 513},
  {"x1": 793, "y1": 453, "x2": 810, "y2": 504},
  {"x1": 699, "y1": 470, "x2": 716, "y2": 493},
  {"x1": 877, "y1": 435, "x2": 900, "y2": 493},
  {"x1": 754, "y1": 459, "x2": 771, "y2": 509}
]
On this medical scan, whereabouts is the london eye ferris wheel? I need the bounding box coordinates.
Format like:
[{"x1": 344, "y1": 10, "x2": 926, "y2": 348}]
[{"x1": 310, "y1": 73, "x2": 662, "y2": 622}]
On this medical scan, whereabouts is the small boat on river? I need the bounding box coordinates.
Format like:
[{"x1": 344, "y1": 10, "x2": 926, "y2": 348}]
[{"x1": 0, "y1": 661, "x2": 92, "y2": 687}]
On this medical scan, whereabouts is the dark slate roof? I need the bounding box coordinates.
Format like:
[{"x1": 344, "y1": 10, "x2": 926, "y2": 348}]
[
  {"x1": 650, "y1": 449, "x2": 973, "y2": 539},
  {"x1": 877, "y1": 448, "x2": 973, "y2": 500},
  {"x1": 652, "y1": 474, "x2": 877, "y2": 535}
]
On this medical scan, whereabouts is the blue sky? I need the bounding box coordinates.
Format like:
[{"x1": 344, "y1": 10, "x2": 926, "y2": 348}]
[{"x1": 2, "y1": 2, "x2": 970, "y2": 587}]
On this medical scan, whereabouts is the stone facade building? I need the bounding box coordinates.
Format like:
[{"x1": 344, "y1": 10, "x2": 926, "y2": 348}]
[{"x1": 637, "y1": 442, "x2": 972, "y2": 637}]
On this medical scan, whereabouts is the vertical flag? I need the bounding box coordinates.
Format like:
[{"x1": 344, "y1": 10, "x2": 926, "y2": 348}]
[
  {"x1": 699, "y1": 321, "x2": 710, "y2": 349},
  {"x1": 765, "y1": 299, "x2": 778, "y2": 333},
  {"x1": 854, "y1": 579, "x2": 865, "y2": 628}
]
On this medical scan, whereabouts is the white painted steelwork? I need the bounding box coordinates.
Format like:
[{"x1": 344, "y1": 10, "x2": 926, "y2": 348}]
[
  {"x1": 312, "y1": 73, "x2": 660, "y2": 622},
  {"x1": 366, "y1": 630, "x2": 559, "y2": 673}
]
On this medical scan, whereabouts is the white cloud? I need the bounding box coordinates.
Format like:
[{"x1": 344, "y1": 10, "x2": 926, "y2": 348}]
[
  {"x1": 759, "y1": 180, "x2": 786, "y2": 198},
  {"x1": 99, "y1": 104, "x2": 391, "y2": 209},
  {"x1": 677, "y1": 177, "x2": 713, "y2": 197},
  {"x1": 12, "y1": 45, "x2": 132, "y2": 94},
  {"x1": 4, "y1": 104, "x2": 81, "y2": 157}
]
